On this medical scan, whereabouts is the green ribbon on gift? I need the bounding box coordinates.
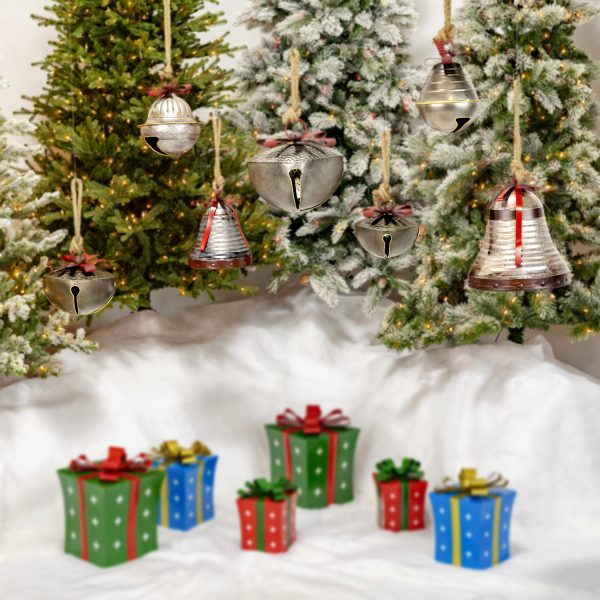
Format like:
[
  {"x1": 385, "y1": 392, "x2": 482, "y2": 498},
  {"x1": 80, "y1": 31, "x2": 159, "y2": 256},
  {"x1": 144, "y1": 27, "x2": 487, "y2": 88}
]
[
  {"x1": 237, "y1": 477, "x2": 296, "y2": 501},
  {"x1": 151, "y1": 440, "x2": 212, "y2": 465},
  {"x1": 375, "y1": 457, "x2": 424, "y2": 482}
]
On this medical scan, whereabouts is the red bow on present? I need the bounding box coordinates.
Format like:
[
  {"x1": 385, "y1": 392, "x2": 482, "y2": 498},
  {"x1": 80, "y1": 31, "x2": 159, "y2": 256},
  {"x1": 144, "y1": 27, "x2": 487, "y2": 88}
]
[
  {"x1": 258, "y1": 129, "x2": 337, "y2": 148},
  {"x1": 146, "y1": 83, "x2": 193, "y2": 98},
  {"x1": 495, "y1": 179, "x2": 537, "y2": 268},
  {"x1": 69, "y1": 447, "x2": 151, "y2": 482},
  {"x1": 60, "y1": 253, "x2": 108, "y2": 274},
  {"x1": 276, "y1": 405, "x2": 350, "y2": 435}
]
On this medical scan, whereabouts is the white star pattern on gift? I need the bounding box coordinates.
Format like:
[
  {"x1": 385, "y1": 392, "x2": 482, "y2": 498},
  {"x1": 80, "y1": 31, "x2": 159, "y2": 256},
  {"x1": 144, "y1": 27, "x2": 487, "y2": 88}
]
[
  {"x1": 316, "y1": 448, "x2": 323, "y2": 456},
  {"x1": 440, "y1": 544, "x2": 446, "y2": 551},
  {"x1": 143, "y1": 509, "x2": 150, "y2": 518},
  {"x1": 275, "y1": 458, "x2": 281, "y2": 466},
  {"x1": 245, "y1": 524, "x2": 252, "y2": 531},
  {"x1": 466, "y1": 531, "x2": 472, "y2": 538},
  {"x1": 116, "y1": 495, "x2": 124, "y2": 504},
  {"x1": 484, "y1": 531, "x2": 490, "y2": 538},
  {"x1": 145, "y1": 488, "x2": 152, "y2": 497},
  {"x1": 295, "y1": 466, "x2": 302, "y2": 474},
  {"x1": 440, "y1": 525, "x2": 446, "y2": 532},
  {"x1": 340, "y1": 481, "x2": 347, "y2": 490},
  {"x1": 174, "y1": 495, "x2": 180, "y2": 502},
  {"x1": 342, "y1": 442, "x2": 349, "y2": 450},
  {"x1": 341, "y1": 461, "x2": 348, "y2": 469},
  {"x1": 315, "y1": 467, "x2": 322, "y2": 475},
  {"x1": 92, "y1": 541, "x2": 100, "y2": 550},
  {"x1": 114, "y1": 517, "x2": 122, "y2": 526},
  {"x1": 273, "y1": 439, "x2": 280, "y2": 447},
  {"x1": 294, "y1": 447, "x2": 300, "y2": 455},
  {"x1": 465, "y1": 513, "x2": 472, "y2": 521},
  {"x1": 174, "y1": 513, "x2": 180, "y2": 520},
  {"x1": 67, "y1": 486, "x2": 74, "y2": 495},
  {"x1": 173, "y1": 479, "x2": 179, "y2": 486},
  {"x1": 314, "y1": 488, "x2": 322, "y2": 496},
  {"x1": 90, "y1": 495, "x2": 98, "y2": 504},
  {"x1": 269, "y1": 512, "x2": 276, "y2": 519},
  {"x1": 142, "y1": 532, "x2": 149, "y2": 541},
  {"x1": 244, "y1": 510, "x2": 251, "y2": 517},
  {"x1": 69, "y1": 508, "x2": 75, "y2": 517},
  {"x1": 70, "y1": 531, "x2": 76, "y2": 539},
  {"x1": 439, "y1": 507, "x2": 445, "y2": 514},
  {"x1": 113, "y1": 540, "x2": 121, "y2": 549},
  {"x1": 91, "y1": 517, "x2": 99, "y2": 527},
  {"x1": 188, "y1": 494, "x2": 194, "y2": 501}
]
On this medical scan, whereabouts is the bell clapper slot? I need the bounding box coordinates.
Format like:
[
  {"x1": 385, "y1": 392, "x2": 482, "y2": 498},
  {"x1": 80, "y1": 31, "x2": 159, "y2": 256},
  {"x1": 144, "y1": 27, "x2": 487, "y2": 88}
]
[
  {"x1": 382, "y1": 234, "x2": 392, "y2": 258},
  {"x1": 144, "y1": 137, "x2": 169, "y2": 156},
  {"x1": 71, "y1": 285, "x2": 81, "y2": 315},
  {"x1": 452, "y1": 118, "x2": 470, "y2": 133},
  {"x1": 289, "y1": 169, "x2": 302, "y2": 210}
]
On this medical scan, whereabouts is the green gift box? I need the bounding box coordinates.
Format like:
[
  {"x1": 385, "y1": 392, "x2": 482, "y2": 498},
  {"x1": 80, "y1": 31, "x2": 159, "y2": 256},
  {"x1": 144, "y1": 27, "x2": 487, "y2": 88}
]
[
  {"x1": 57, "y1": 446, "x2": 164, "y2": 568},
  {"x1": 265, "y1": 405, "x2": 360, "y2": 509}
]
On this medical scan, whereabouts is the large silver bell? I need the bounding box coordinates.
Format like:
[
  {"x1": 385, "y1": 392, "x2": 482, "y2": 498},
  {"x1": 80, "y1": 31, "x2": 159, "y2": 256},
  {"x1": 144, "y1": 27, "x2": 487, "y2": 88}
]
[
  {"x1": 188, "y1": 199, "x2": 252, "y2": 269},
  {"x1": 468, "y1": 185, "x2": 571, "y2": 291},
  {"x1": 247, "y1": 141, "x2": 343, "y2": 212},
  {"x1": 416, "y1": 62, "x2": 480, "y2": 133},
  {"x1": 43, "y1": 267, "x2": 115, "y2": 315},
  {"x1": 139, "y1": 93, "x2": 200, "y2": 157},
  {"x1": 355, "y1": 210, "x2": 419, "y2": 259}
]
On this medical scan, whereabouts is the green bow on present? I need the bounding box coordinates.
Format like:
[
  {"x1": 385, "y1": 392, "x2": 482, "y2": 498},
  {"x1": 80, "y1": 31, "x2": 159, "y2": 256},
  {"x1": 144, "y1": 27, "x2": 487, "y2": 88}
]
[
  {"x1": 375, "y1": 457, "x2": 424, "y2": 482},
  {"x1": 151, "y1": 440, "x2": 212, "y2": 465},
  {"x1": 237, "y1": 477, "x2": 297, "y2": 501}
]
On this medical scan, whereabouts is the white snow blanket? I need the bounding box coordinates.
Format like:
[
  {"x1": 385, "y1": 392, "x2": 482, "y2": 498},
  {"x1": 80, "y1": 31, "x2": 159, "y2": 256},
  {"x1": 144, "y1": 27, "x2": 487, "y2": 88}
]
[{"x1": 1, "y1": 288, "x2": 599, "y2": 600}]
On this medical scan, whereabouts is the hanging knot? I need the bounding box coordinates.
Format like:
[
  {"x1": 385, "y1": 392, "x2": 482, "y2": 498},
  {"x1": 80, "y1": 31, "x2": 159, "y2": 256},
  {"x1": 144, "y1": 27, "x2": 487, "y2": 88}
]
[
  {"x1": 433, "y1": 0, "x2": 455, "y2": 63},
  {"x1": 282, "y1": 48, "x2": 302, "y2": 126},
  {"x1": 372, "y1": 130, "x2": 393, "y2": 206}
]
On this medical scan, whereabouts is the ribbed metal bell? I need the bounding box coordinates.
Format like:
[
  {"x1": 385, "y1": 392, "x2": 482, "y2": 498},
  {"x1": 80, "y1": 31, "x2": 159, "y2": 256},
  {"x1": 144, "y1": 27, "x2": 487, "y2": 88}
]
[
  {"x1": 139, "y1": 93, "x2": 200, "y2": 157},
  {"x1": 247, "y1": 141, "x2": 343, "y2": 212},
  {"x1": 188, "y1": 198, "x2": 252, "y2": 269},
  {"x1": 43, "y1": 267, "x2": 115, "y2": 315},
  {"x1": 468, "y1": 184, "x2": 571, "y2": 291},
  {"x1": 355, "y1": 210, "x2": 419, "y2": 259},
  {"x1": 416, "y1": 62, "x2": 480, "y2": 133}
]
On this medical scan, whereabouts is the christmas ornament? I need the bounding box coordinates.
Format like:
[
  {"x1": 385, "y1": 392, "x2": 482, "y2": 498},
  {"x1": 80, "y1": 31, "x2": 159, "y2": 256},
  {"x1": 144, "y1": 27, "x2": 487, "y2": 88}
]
[
  {"x1": 416, "y1": 0, "x2": 479, "y2": 133},
  {"x1": 468, "y1": 79, "x2": 571, "y2": 291},
  {"x1": 43, "y1": 178, "x2": 115, "y2": 315},
  {"x1": 430, "y1": 469, "x2": 516, "y2": 569},
  {"x1": 355, "y1": 131, "x2": 418, "y2": 259},
  {"x1": 189, "y1": 113, "x2": 252, "y2": 269},
  {"x1": 247, "y1": 48, "x2": 343, "y2": 212},
  {"x1": 138, "y1": 0, "x2": 200, "y2": 157}
]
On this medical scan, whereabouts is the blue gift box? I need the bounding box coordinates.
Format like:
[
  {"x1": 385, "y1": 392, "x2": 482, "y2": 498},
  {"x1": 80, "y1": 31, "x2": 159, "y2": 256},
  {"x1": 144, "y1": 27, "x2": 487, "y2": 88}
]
[
  {"x1": 154, "y1": 454, "x2": 218, "y2": 531},
  {"x1": 430, "y1": 484, "x2": 516, "y2": 569}
]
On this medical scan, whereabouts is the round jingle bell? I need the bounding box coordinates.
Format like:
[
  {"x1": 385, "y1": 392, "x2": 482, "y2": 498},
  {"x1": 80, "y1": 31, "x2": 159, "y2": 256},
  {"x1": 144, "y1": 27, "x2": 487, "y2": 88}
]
[
  {"x1": 468, "y1": 184, "x2": 571, "y2": 291},
  {"x1": 247, "y1": 138, "x2": 343, "y2": 212},
  {"x1": 416, "y1": 62, "x2": 480, "y2": 133},
  {"x1": 43, "y1": 265, "x2": 115, "y2": 315},
  {"x1": 355, "y1": 205, "x2": 419, "y2": 259},
  {"x1": 188, "y1": 197, "x2": 252, "y2": 269},
  {"x1": 139, "y1": 93, "x2": 200, "y2": 157}
]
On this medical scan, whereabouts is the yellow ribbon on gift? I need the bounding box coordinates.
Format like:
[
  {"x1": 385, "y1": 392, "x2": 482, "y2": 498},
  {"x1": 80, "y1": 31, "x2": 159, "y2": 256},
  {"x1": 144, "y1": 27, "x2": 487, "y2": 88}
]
[
  {"x1": 436, "y1": 469, "x2": 508, "y2": 566},
  {"x1": 152, "y1": 440, "x2": 213, "y2": 527}
]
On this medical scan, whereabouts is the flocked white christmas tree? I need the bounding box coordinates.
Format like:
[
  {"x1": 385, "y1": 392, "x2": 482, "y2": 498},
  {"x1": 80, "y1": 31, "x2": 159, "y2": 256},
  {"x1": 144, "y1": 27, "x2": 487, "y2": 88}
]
[
  {"x1": 0, "y1": 73, "x2": 95, "y2": 377},
  {"x1": 234, "y1": 0, "x2": 419, "y2": 312}
]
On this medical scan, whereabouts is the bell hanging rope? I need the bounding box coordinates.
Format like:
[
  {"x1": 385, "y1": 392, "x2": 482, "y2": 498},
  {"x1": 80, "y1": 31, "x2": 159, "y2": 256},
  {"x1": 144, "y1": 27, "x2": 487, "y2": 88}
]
[
  {"x1": 188, "y1": 113, "x2": 252, "y2": 270},
  {"x1": 468, "y1": 77, "x2": 571, "y2": 292},
  {"x1": 138, "y1": 0, "x2": 200, "y2": 157},
  {"x1": 247, "y1": 47, "x2": 343, "y2": 212},
  {"x1": 355, "y1": 131, "x2": 418, "y2": 259},
  {"x1": 43, "y1": 177, "x2": 115, "y2": 315},
  {"x1": 416, "y1": 0, "x2": 479, "y2": 133}
]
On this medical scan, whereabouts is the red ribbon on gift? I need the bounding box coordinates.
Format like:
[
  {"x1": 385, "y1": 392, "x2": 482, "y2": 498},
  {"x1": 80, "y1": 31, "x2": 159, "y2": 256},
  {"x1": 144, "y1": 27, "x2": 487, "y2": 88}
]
[
  {"x1": 69, "y1": 447, "x2": 151, "y2": 562},
  {"x1": 495, "y1": 179, "x2": 536, "y2": 268},
  {"x1": 363, "y1": 204, "x2": 413, "y2": 224},
  {"x1": 198, "y1": 195, "x2": 248, "y2": 253},
  {"x1": 258, "y1": 129, "x2": 337, "y2": 149},
  {"x1": 59, "y1": 252, "x2": 107, "y2": 274},
  {"x1": 146, "y1": 83, "x2": 193, "y2": 98}
]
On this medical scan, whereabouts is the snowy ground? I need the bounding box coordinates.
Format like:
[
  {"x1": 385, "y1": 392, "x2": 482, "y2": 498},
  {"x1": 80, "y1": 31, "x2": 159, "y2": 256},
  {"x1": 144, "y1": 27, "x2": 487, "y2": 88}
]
[{"x1": 0, "y1": 289, "x2": 599, "y2": 600}]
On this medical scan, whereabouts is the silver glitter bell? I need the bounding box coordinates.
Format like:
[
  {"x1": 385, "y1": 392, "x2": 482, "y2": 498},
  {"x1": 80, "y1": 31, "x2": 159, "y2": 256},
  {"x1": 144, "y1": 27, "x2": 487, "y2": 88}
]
[
  {"x1": 355, "y1": 207, "x2": 419, "y2": 259},
  {"x1": 43, "y1": 267, "x2": 115, "y2": 315},
  {"x1": 416, "y1": 62, "x2": 480, "y2": 133},
  {"x1": 188, "y1": 198, "x2": 252, "y2": 269},
  {"x1": 468, "y1": 184, "x2": 571, "y2": 291},
  {"x1": 139, "y1": 93, "x2": 200, "y2": 157},
  {"x1": 247, "y1": 141, "x2": 344, "y2": 212}
]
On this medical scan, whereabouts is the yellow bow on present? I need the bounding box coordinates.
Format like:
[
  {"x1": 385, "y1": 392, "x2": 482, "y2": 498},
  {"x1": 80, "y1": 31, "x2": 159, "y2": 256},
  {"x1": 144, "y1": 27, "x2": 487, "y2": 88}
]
[
  {"x1": 153, "y1": 440, "x2": 212, "y2": 464},
  {"x1": 435, "y1": 468, "x2": 508, "y2": 495}
]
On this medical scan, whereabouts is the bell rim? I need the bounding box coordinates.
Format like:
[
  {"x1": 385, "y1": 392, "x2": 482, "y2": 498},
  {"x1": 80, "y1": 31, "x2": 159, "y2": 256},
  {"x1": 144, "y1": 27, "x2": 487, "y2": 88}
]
[
  {"x1": 467, "y1": 272, "x2": 572, "y2": 292},
  {"x1": 355, "y1": 219, "x2": 418, "y2": 233},
  {"x1": 188, "y1": 255, "x2": 253, "y2": 270},
  {"x1": 138, "y1": 120, "x2": 200, "y2": 128},
  {"x1": 416, "y1": 99, "x2": 480, "y2": 106},
  {"x1": 43, "y1": 268, "x2": 115, "y2": 282}
]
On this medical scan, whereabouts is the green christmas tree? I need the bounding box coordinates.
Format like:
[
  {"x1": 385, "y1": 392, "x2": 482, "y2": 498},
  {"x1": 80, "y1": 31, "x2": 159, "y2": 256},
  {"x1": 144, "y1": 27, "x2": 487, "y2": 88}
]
[
  {"x1": 28, "y1": 0, "x2": 280, "y2": 311},
  {"x1": 381, "y1": 0, "x2": 600, "y2": 349},
  {"x1": 234, "y1": 0, "x2": 419, "y2": 312},
  {"x1": 0, "y1": 73, "x2": 94, "y2": 377}
]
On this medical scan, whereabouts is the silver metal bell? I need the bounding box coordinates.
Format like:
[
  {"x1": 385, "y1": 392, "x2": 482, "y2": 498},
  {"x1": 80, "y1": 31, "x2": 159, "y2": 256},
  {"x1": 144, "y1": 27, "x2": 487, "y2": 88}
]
[
  {"x1": 468, "y1": 185, "x2": 571, "y2": 291},
  {"x1": 416, "y1": 62, "x2": 480, "y2": 133},
  {"x1": 43, "y1": 267, "x2": 115, "y2": 315},
  {"x1": 247, "y1": 141, "x2": 343, "y2": 212},
  {"x1": 139, "y1": 93, "x2": 200, "y2": 157},
  {"x1": 355, "y1": 212, "x2": 419, "y2": 259},
  {"x1": 188, "y1": 198, "x2": 252, "y2": 269}
]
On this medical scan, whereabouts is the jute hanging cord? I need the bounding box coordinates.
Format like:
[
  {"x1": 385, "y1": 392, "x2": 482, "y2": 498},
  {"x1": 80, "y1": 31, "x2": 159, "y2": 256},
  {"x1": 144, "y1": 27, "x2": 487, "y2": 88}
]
[
  {"x1": 160, "y1": 0, "x2": 174, "y2": 80},
  {"x1": 372, "y1": 130, "x2": 393, "y2": 206},
  {"x1": 511, "y1": 76, "x2": 528, "y2": 183},
  {"x1": 69, "y1": 176, "x2": 85, "y2": 256},
  {"x1": 433, "y1": 0, "x2": 456, "y2": 63},
  {"x1": 211, "y1": 112, "x2": 225, "y2": 195},
  {"x1": 282, "y1": 48, "x2": 302, "y2": 126}
]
